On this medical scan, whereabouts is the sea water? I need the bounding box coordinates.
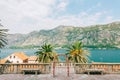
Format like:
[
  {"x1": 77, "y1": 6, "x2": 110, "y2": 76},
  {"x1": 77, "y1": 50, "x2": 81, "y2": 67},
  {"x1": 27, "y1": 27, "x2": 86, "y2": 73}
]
[{"x1": 0, "y1": 49, "x2": 120, "y2": 63}]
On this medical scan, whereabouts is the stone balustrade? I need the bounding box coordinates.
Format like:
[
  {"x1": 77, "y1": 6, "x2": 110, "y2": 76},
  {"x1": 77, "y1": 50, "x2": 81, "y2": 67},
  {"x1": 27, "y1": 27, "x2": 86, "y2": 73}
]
[
  {"x1": 0, "y1": 63, "x2": 51, "y2": 74},
  {"x1": 1, "y1": 63, "x2": 120, "y2": 74},
  {"x1": 74, "y1": 63, "x2": 120, "y2": 74}
]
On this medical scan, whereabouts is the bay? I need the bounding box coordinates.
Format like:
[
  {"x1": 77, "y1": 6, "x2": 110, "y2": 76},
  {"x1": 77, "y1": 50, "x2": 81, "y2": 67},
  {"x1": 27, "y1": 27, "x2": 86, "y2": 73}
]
[{"x1": 0, "y1": 49, "x2": 120, "y2": 63}]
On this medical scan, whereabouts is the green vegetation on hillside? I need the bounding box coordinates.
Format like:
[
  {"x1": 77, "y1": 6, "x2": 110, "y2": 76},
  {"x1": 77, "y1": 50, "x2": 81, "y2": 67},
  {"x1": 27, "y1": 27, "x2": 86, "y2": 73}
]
[{"x1": 7, "y1": 21, "x2": 120, "y2": 49}]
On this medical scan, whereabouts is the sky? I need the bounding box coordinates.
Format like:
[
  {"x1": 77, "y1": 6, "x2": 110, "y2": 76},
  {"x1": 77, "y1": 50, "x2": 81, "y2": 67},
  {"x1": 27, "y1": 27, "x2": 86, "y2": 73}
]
[{"x1": 0, "y1": 0, "x2": 120, "y2": 34}]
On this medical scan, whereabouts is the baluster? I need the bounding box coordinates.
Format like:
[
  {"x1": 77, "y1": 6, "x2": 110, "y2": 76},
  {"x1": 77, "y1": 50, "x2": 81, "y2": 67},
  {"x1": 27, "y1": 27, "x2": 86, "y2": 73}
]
[
  {"x1": 10, "y1": 64, "x2": 12, "y2": 73},
  {"x1": 118, "y1": 64, "x2": 120, "y2": 70},
  {"x1": 111, "y1": 64, "x2": 113, "y2": 72},
  {"x1": 4, "y1": 64, "x2": 7, "y2": 73},
  {"x1": 17, "y1": 64, "x2": 20, "y2": 73},
  {"x1": 13, "y1": 64, "x2": 17, "y2": 74},
  {"x1": 108, "y1": 64, "x2": 112, "y2": 73},
  {"x1": 112, "y1": 65, "x2": 115, "y2": 72}
]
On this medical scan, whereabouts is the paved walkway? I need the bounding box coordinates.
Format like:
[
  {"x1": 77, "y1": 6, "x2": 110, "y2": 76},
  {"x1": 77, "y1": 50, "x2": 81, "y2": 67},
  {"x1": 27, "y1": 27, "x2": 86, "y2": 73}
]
[{"x1": 1, "y1": 73, "x2": 120, "y2": 80}]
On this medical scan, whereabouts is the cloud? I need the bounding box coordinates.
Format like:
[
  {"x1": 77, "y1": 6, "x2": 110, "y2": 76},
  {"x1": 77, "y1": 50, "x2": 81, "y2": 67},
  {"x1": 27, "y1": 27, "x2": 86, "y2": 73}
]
[
  {"x1": 86, "y1": 2, "x2": 102, "y2": 13},
  {"x1": 57, "y1": 1, "x2": 68, "y2": 11},
  {"x1": 0, "y1": 0, "x2": 116, "y2": 34},
  {"x1": 33, "y1": 11, "x2": 109, "y2": 30},
  {"x1": 0, "y1": 0, "x2": 56, "y2": 33},
  {"x1": 104, "y1": 16, "x2": 113, "y2": 22},
  {"x1": 0, "y1": 0, "x2": 55, "y2": 18}
]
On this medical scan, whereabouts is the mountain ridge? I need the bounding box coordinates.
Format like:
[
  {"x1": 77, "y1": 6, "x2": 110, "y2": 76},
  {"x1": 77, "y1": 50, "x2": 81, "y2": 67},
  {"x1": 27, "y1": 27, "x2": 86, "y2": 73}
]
[{"x1": 7, "y1": 21, "x2": 120, "y2": 49}]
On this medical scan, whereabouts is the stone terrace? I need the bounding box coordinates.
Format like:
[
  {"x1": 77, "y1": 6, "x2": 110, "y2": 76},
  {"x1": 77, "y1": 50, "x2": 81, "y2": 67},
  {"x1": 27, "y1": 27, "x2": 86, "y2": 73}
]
[{"x1": 1, "y1": 74, "x2": 120, "y2": 80}]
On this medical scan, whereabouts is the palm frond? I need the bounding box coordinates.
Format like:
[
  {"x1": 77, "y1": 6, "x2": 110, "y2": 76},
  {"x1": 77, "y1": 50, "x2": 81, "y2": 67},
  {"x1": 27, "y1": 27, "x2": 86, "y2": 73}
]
[
  {"x1": 0, "y1": 26, "x2": 8, "y2": 48},
  {"x1": 35, "y1": 43, "x2": 58, "y2": 63},
  {"x1": 66, "y1": 41, "x2": 90, "y2": 63}
]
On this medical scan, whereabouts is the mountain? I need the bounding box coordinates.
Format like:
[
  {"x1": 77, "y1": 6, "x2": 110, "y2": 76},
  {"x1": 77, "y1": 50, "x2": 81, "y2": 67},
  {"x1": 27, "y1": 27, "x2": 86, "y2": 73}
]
[{"x1": 7, "y1": 21, "x2": 120, "y2": 49}]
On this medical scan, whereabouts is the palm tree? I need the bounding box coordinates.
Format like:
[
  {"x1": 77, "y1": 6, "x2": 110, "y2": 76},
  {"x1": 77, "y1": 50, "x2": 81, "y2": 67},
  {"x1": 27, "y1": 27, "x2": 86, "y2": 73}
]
[
  {"x1": 35, "y1": 43, "x2": 58, "y2": 63},
  {"x1": 66, "y1": 41, "x2": 90, "y2": 63},
  {"x1": 0, "y1": 23, "x2": 8, "y2": 48}
]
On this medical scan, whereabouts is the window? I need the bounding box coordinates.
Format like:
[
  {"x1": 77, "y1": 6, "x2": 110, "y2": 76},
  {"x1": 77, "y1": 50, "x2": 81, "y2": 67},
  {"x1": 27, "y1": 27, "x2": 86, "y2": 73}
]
[
  {"x1": 14, "y1": 56, "x2": 15, "y2": 58},
  {"x1": 17, "y1": 61, "x2": 19, "y2": 63},
  {"x1": 10, "y1": 56, "x2": 12, "y2": 58}
]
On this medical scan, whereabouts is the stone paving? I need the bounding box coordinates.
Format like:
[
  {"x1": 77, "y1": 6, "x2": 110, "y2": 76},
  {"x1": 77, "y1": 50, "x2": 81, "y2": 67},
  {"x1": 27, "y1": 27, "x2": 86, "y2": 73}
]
[{"x1": 1, "y1": 73, "x2": 120, "y2": 80}]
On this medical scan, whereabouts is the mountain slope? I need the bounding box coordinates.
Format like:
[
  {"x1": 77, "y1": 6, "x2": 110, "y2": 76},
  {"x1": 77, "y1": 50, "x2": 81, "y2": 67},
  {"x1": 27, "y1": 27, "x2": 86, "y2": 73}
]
[{"x1": 7, "y1": 21, "x2": 120, "y2": 49}]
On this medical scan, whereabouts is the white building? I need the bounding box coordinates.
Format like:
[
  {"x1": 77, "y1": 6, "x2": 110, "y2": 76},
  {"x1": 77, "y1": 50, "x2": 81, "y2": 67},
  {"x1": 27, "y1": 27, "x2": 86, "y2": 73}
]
[
  {"x1": 6, "y1": 52, "x2": 28, "y2": 63},
  {"x1": 28, "y1": 56, "x2": 38, "y2": 63}
]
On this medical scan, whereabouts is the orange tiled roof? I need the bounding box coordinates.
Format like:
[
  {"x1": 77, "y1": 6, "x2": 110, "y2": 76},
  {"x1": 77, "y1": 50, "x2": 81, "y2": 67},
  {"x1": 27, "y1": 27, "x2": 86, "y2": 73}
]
[
  {"x1": 13, "y1": 52, "x2": 28, "y2": 60},
  {"x1": 0, "y1": 59, "x2": 8, "y2": 64},
  {"x1": 28, "y1": 56, "x2": 37, "y2": 61}
]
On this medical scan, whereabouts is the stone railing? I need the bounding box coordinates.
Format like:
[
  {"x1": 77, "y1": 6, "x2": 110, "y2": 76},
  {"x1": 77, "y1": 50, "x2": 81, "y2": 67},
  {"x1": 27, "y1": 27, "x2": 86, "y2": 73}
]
[
  {"x1": 1, "y1": 63, "x2": 120, "y2": 74},
  {"x1": 74, "y1": 63, "x2": 120, "y2": 74},
  {"x1": 0, "y1": 63, "x2": 51, "y2": 74}
]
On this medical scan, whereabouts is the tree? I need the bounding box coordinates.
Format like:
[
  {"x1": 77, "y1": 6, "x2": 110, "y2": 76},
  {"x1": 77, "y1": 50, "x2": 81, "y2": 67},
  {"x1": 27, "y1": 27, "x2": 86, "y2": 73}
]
[
  {"x1": 35, "y1": 43, "x2": 58, "y2": 63},
  {"x1": 0, "y1": 22, "x2": 8, "y2": 48},
  {"x1": 66, "y1": 41, "x2": 90, "y2": 63}
]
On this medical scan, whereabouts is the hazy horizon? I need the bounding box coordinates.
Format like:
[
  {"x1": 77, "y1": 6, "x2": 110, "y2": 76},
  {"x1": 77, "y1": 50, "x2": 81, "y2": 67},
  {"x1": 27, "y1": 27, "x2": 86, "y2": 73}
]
[
  {"x1": 6, "y1": 21, "x2": 120, "y2": 34},
  {"x1": 0, "y1": 0, "x2": 120, "y2": 34}
]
